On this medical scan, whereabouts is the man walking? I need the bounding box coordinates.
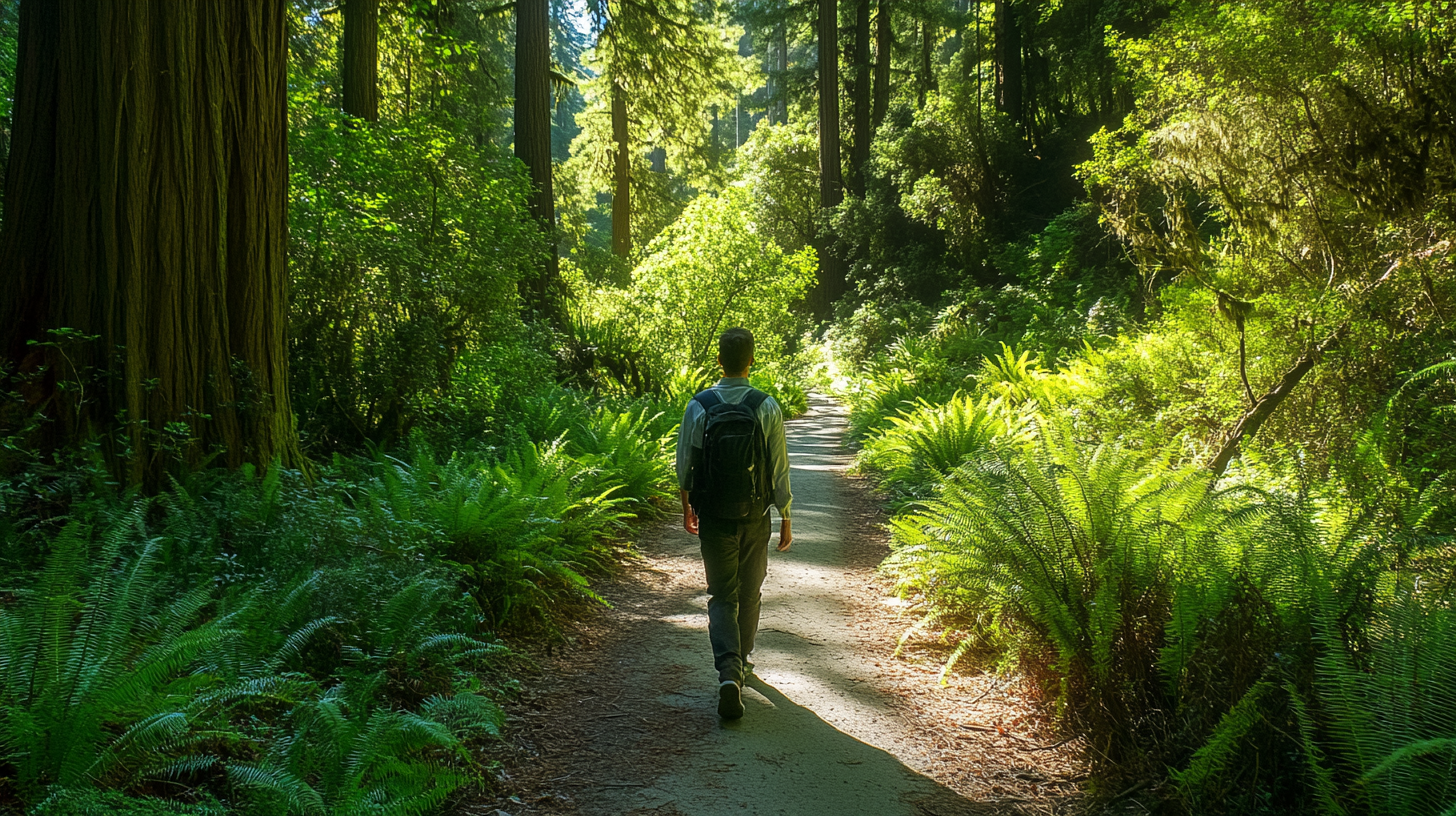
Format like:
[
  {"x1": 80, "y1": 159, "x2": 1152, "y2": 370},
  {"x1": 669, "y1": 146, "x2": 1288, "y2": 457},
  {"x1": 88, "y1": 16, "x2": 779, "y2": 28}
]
[{"x1": 676, "y1": 328, "x2": 793, "y2": 720}]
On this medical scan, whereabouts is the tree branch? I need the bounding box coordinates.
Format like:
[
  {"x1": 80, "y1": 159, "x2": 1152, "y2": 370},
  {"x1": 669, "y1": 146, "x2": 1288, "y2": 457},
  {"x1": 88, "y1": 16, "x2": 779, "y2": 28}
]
[
  {"x1": 1206, "y1": 324, "x2": 1347, "y2": 478},
  {"x1": 1207, "y1": 261, "x2": 1401, "y2": 478}
]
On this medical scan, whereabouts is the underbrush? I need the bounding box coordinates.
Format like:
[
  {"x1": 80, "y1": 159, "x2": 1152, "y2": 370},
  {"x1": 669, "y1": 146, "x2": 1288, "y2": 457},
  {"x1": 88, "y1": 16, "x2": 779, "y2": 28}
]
[
  {"x1": 0, "y1": 391, "x2": 674, "y2": 815},
  {"x1": 843, "y1": 319, "x2": 1456, "y2": 812}
]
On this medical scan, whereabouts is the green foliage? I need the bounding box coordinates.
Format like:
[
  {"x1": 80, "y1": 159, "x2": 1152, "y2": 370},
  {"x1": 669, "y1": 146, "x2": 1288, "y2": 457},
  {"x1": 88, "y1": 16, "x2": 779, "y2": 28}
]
[
  {"x1": 859, "y1": 336, "x2": 1456, "y2": 807},
  {"x1": 749, "y1": 361, "x2": 810, "y2": 420},
  {"x1": 735, "y1": 122, "x2": 821, "y2": 254},
  {"x1": 562, "y1": 0, "x2": 750, "y2": 252},
  {"x1": 31, "y1": 789, "x2": 227, "y2": 816},
  {"x1": 367, "y1": 403, "x2": 673, "y2": 633},
  {"x1": 560, "y1": 185, "x2": 816, "y2": 399},
  {"x1": 1314, "y1": 583, "x2": 1456, "y2": 816},
  {"x1": 568, "y1": 406, "x2": 676, "y2": 512},
  {"x1": 0, "y1": 378, "x2": 672, "y2": 812},
  {"x1": 0, "y1": 516, "x2": 232, "y2": 802},
  {"x1": 857, "y1": 393, "x2": 1030, "y2": 505},
  {"x1": 1082, "y1": 0, "x2": 1456, "y2": 471},
  {"x1": 886, "y1": 425, "x2": 1221, "y2": 772},
  {"x1": 288, "y1": 104, "x2": 541, "y2": 450},
  {"x1": 227, "y1": 683, "x2": 495, "y2": 816},
  {"x1": 628, "y1": 186, "x2": 816, "y2": 372}
]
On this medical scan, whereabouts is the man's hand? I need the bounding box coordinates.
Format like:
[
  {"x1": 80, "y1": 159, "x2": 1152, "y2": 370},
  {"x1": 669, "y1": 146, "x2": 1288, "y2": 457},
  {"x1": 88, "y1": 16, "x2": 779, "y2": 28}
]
[
  {"x1": 777, "y1": 519, "x2": 792, "y2": 551},
  {"x1": 681, "y1": 490, "x2": 699, "y2": 536}
]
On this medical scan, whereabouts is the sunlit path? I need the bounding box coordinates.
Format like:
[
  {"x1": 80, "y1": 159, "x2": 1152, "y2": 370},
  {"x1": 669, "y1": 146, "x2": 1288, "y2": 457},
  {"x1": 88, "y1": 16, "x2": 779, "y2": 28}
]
[{"x1": 555, "y1": 394, "x2": 989, "y2": 816}]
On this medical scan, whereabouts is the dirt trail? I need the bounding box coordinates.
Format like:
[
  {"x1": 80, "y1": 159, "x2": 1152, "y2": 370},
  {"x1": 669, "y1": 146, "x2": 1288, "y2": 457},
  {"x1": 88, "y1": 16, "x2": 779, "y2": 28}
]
[{"x1": 478, "y1": 394, "x2": 1081, "y2": 816}]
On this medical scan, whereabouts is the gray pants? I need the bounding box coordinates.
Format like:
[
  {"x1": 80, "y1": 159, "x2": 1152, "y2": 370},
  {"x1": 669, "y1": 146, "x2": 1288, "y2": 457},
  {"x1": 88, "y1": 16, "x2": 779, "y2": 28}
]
[{"x1": 699, "y1": 511, "x2": 770, "y2": 685}]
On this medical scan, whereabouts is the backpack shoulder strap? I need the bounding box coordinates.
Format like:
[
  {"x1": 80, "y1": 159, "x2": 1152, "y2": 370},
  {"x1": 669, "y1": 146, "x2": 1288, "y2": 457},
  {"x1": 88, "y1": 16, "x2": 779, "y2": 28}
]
[
  {"x1": 742, "y1": 389, "x2": 769, "y2": 412},
  {"x1": 693, "y1": 389, "x2": 723, "y2": 409}
]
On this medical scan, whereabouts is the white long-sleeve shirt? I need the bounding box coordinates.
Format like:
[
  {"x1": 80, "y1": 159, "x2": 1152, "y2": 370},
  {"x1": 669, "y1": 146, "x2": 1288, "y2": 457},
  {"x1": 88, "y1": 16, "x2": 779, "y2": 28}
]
[{"x1": 674, "y1": 377, "x2": 793, "y2": 519}]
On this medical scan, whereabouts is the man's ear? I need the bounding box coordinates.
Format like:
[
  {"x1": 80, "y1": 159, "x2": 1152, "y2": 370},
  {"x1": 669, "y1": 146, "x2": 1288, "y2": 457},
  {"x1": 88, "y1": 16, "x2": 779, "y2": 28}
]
[{"x1": 716, "y1": 354, "x2": 724, "y2": 371}]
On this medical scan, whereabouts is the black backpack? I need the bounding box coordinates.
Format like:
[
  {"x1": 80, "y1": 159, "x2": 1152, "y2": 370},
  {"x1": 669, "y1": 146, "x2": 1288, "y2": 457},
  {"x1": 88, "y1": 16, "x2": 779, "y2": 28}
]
[{"x1": 689, "y1": 388, "x2": 772, "y2": 521}]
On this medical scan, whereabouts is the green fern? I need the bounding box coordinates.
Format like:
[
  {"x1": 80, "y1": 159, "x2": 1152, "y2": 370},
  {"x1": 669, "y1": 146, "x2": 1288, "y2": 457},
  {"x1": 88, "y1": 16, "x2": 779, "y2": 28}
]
[
  {"x1": 568, "y1": 406, "x2": 674, "y2": 516},
  {"x1": 364, "y1": 439, "x2": 626, "y2": 631},
  {"x1": 0, "y1": 511, "x2": 233, "y2": 802},
  {"x1": 30, "y1": 788, "x2": 227, "y2": 815},
  {"x1": 977, "y1": 343, "x2": 1048, "y2": 404},
  {"x1": 1313, "y1": 582, "x2": 1456, "y2": 816},
  {"x1": 857, "y1": 392, "x2": 1032, "y2": 502},
  {"x1": 885, "y1": 420, "x2": 1222, "y2": 770},
  {"x1": 1172, "y1": 679, "x2": 1277, "y2": 793},
  {"x1": 227, "y1": 681, "x2": 496, "y2": 816},
  {"x1": 842, "y1": 369, "x2": 959, "y2": 441}
]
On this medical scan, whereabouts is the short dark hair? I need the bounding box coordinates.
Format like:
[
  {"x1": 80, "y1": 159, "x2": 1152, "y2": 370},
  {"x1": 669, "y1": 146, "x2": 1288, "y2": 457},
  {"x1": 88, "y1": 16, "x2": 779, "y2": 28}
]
[{"x1": 718, "y1": 327, "x2": 754, "y2": 374}]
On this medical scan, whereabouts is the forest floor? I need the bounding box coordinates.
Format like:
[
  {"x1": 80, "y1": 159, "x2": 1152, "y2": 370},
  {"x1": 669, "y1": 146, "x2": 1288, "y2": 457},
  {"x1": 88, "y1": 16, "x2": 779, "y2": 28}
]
[{"x1": 467, "y1": 394, "x2": 1091, "y2": 816}]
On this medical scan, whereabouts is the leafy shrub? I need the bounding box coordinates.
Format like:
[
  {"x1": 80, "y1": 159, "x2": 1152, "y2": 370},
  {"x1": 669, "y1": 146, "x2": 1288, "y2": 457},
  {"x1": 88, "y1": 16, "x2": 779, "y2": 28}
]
[
  {"x1": 567, "y1": 407, "x2": 675, "y2": 516},
  {"x1": 750, "y1": 361, "x2": 810, "y2": 420},
  {"x1": 288, "y1": 107, "x2": 541, "y2": 451},
  {"x1": 0, "y1": 374, "x2": 678, "y2": 813},
  {"x1": 1313, "y1": 586, "x2": 1456, "y2": 816},
  {"x1": 840, "y1": 369, "x2": 961, "y2": 443},
  {"x1": 616, "y1": 185, "x2": 816, "y2": 382}
]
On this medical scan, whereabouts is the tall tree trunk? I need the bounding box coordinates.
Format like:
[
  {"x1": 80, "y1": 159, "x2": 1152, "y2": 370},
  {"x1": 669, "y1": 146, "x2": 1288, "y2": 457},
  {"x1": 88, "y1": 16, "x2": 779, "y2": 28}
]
[
  {"x1": 814, "y1": 0, "x2": 846, "y2": 317},
  {"x1": 711, "y1": 104, "x2": 722, "y2": 162},
  {"x1": 611, "y1": 78, "x2": 632, "y2": 258},
  {"x1": 771, "y1": 20, "x2": 789, "y2": 124},
  {"x1": 341, "y1": 0, "x2": 380, "y2": 121},
  {"x1": 514, "y1": 0, "x2": 558, "y2": 311},
  {"x1": 871, "y1": 0, "x2": 892, "y2": 130},
  {"x1": 0, "y1": 0, "x2": 301, "y2": 483},
  {"x1": 994, "y1": 0, "x2": 1022, "y2": 123},
  {"x1": 918, "y1": 21, "x2": 937, "y2": 107},
  {"x1": 848, "y1": 0, "x2": 872, "y2": 196}
]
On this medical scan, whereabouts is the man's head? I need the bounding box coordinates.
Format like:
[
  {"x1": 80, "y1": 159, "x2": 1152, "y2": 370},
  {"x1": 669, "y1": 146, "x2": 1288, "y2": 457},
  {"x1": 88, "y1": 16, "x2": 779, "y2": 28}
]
[{"x1": 718, "y1": 328, "x2": 755, "y2": 377}]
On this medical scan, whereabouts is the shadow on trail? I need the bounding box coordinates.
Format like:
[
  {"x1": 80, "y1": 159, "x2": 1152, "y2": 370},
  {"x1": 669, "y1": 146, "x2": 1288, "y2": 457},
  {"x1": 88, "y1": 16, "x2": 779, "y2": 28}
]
[{"x1": 625, "y1": 674, "x2": 1000, "y2": 816}]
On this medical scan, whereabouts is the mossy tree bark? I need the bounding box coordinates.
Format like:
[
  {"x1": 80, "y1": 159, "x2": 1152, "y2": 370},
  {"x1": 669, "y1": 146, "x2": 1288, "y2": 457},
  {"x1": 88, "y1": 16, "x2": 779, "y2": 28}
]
[
  {"x1": 342, "y1": 0, "x2": 380, "y2": 122},
  {"x1": 0, "y1": 0, "x2": 302, "y2": 484},
  {"x1": 515, "y1": 0, "x2": 559, "y2": 311}
]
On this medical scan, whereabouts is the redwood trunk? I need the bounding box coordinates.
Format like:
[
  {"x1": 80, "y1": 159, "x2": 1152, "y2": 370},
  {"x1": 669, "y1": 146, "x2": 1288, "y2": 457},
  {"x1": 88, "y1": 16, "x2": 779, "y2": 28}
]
[
  {"x1": 814, "y1": 0, "x2": 846, "y2": 317},
  {"x1": 611, "y1": 78, "x2": 632, "y2": 257},
  {"x1": 872, "y1": 0, "x2": 892, "y2": 130},
  {"x1": 918, "y1": 21, "x2": 937, "y2": 106},
  {"x1": 0, "y1": 0, "x2": 300, "y2": 482},
  {"x1": 994, "y1": 0, "x2": 1022, "y2": 122},
  {"x1": 515, "y1": 0, "x2": 559, "y2": 308},
  {"x1": 848, "y1": 0, "x2": 871, "y2": 196},
  {"x1": 771, "y1": 21, "x2": 789, "y2": 125},
  {"x1": 341, "y1": 0, "x2": 380, "y2": 121}
]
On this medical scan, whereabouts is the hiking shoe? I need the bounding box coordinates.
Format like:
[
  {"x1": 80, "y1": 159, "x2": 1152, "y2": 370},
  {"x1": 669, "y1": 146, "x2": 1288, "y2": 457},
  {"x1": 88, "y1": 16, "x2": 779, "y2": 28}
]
[{"x1": 718, "y1": 680, "x2": 744, "y2": 720}]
